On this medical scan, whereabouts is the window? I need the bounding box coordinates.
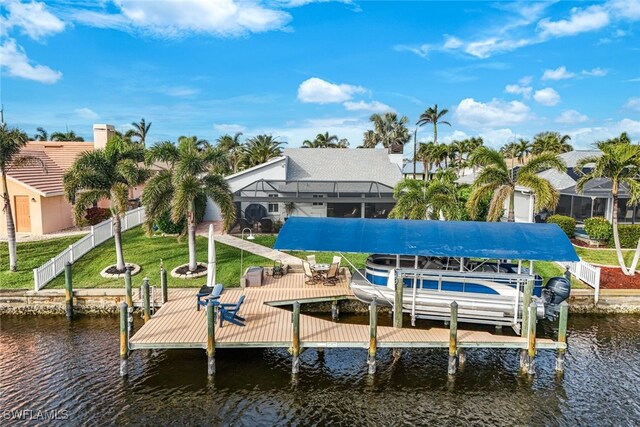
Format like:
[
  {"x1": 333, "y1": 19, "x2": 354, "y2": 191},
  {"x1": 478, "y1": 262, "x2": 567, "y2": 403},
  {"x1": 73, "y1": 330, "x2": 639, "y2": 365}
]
[
  {"x1": 268, "y1": 194, "x2": 279, "y2": 213},
  {"x1": 312, "y1": 194, "x2": 324, "y2": 206}
]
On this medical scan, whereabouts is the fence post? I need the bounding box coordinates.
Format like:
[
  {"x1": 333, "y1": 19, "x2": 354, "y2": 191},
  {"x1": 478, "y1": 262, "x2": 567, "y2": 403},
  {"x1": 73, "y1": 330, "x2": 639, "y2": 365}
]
[
  {"x1": 33, "y1": 269, "x2": 39, "y2": 292},
  {"x1": 142, "y1": 277, "x2": 151, "y2": 323},
  {"x1": 575, "y1": 262, "x2": 582, "y2": 280},
  {"x1": 594, "y1": 267, "x2": 601, "y2": 305},
  {"x1": 69, "y1": 245, "x2": 74, "y2": 264},
  {"x1": 207, "y1": 299, "x2": 216, "y2": 376},
  {"x1": 448, "y1": 301, "x2": 458, "y2": 375},
  {"x1": 91, "y1": 226, "x2": 95, "y2": 247},
  {"x1": 368, "y1": 298, "x2": 378, "y2": 374},
  {"x1": 292, "y1": 301, "x2": 301, "y2": 374},
  {"x1": 119, "y1": 302, "x2": 129, "y2": 377},
  {"x1": 556, "y1": 301, "x2": 569, "y2": 373},
  {"x1": 64, "y1": 262, "x2": 73, "y2": 319},
  {"x1": 161, "y1": 267, "x2": 168, "y2": 304}
]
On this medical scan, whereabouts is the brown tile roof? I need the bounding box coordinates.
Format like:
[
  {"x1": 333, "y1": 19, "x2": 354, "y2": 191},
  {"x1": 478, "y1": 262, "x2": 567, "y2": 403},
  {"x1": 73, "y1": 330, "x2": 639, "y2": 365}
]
[{"x1": 7, "y1": 141, "x2": 95, "y2": 196}]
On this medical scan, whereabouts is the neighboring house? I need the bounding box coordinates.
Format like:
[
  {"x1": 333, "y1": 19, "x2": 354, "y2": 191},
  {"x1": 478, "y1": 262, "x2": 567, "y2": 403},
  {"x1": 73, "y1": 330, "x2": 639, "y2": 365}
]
[
  {"x1": 0, "y1": 124, "x2": 115, "y2": 237},
  {"x1": 204, "y1": 147, "x2": 404, "y2": 224}
]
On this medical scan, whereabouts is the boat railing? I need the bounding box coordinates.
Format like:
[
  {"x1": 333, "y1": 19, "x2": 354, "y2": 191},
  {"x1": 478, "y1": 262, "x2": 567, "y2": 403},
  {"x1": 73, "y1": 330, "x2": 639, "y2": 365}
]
[{"x1": 396, "y1": 267, "x2": 532, "y2": 285}]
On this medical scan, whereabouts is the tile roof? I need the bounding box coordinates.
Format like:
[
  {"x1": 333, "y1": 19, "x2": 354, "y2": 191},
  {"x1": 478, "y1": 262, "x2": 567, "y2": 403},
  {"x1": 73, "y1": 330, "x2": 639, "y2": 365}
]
[
  {"x1": 7, "y1": 141, "x2": 95, "y2": 196},
  {"x1": 283, "y1": 148, "x2": 402, "y2": 187}
]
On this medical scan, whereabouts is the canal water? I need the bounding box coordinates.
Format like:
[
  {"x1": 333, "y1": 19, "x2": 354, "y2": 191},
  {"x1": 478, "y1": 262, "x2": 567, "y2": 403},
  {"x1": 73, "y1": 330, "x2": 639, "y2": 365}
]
[{"x1": 1, "y1": 314, "x2": 639, "y2": 426}]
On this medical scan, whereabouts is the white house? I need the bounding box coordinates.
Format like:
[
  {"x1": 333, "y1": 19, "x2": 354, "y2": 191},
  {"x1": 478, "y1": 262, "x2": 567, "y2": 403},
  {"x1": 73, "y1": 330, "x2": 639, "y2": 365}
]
[{"x1": 205, "y1": 148, "x2": 404, "y2": 224}]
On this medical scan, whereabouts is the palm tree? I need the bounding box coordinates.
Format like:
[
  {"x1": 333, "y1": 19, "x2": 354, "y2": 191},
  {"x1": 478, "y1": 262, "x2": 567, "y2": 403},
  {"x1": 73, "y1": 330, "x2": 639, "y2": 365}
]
[
  {"x1": 467, "y1": 147, "x2": 566, "y2": 222},
  {"x1": 515, "y1": 138, "x2": 532, "y2": 164},
  {"x1": 143, "y1": 139, "x2": 235, "y2": 272},
  {"x1": 531, "y1": 132, "x2": 573, "y2": 155},
  {"x1": 388, "y1": 169, "x2": 459, "y2": 220},
  {"x1": 126, "y1": 118, "x2": 152, "y2": 145},
  {"x1": 500, "y1": 142, "x2": 520, "y2": 171},
  {"x1": 64, "y1": 136, "x2": 148, "y2": 271},
  {"x1": 216, "y1": 132, "x2": 244, "y2": 173},
  {"x1": 362, "y1": 113, "x2": 410, "y2": 152},
  {"x1": 416, "y1": 104, "x2": 451, "y2": 146},
  {"x1": 575, "y1": 136, "x2": 640, "y2": 275},
  {"x1": 302, "y1": 132, "x2": 347, "y2": 148},
  {"x1": 51, "y1": 130, "x2": 85, "y2": 142},
  {"x1": 33, "y1": 127, "x2": 48, "y2": 141},
  {"x1": 242, "y1": 135, "x2": 286, "y2": 168},
  {"x1": 1, "y1": 124, "x2": 47, "y2": 271},
  {"x1": 360, "y1": 130, "x2": 377, "y2": 148},
  {"x1": 416, "y1": 142, "x2": 437, "y2": 181}
]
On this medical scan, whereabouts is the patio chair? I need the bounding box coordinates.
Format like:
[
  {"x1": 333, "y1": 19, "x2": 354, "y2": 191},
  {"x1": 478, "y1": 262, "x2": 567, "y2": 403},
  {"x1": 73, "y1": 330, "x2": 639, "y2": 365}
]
[
  {"x1": 306, "y1": 254, "x2": 317, "y2": 265},
  {"x1": 303, "y1": 261, "x2": 321, "y2": 285},
  {"x1": 322, "y1": 262, "x2": 340, "y2": 286},
  {"x1": 260, "y1": 217, "x2": 273, "y2": 233},
  {"x1": 332, "y1": 255, "x2": 342, "y2": 267},
  {"x1": 196, "y1": 284, "x2": 224, "y2": 311},
  {"x1": 219, "y1": 295, "x2": 246, "y2": 327}
]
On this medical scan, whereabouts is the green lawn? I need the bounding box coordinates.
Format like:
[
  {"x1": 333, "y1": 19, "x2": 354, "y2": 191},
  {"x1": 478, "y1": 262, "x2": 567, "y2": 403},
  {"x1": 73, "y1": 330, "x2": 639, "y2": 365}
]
[
  {"x1": 575, "y1": 246, "x2": 635, "y2": 266},
  {"x1": 533, "y1": 261, "x2": 586, "y2": 289},
  {"x1": 0, "y1": 235, "x2": 86, "y2": 290}
]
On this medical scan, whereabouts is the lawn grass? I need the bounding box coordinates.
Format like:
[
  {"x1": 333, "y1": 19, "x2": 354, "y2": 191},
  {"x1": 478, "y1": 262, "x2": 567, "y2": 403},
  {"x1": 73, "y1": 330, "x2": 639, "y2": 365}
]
[
  {"x1": 0, "y1": 235, "x2": 87, "y2": 290},
  {"x1": 533, "y1": 261, "x2": 587, "y2": 289},
  {"x1": 575, "y1": 245, "x2": 635, "y2": 266}
]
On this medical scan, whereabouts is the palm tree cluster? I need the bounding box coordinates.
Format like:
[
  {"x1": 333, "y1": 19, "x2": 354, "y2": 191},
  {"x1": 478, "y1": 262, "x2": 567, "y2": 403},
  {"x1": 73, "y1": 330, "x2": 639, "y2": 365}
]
[
  {"x1": 302, "y1": 132, "x2": 349, "y2": 148},
  {"x1": 360, "y1": 112, "x2": 411, "y2": 153}
]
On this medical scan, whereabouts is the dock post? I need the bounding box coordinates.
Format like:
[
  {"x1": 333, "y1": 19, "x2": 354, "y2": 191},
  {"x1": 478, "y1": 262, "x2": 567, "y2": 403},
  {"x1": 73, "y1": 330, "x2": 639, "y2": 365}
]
[
  {"x1": 64, "y1": 262, "x2": 73, "y2": 319},
  {"x1": 124, "y1": 267, "x2": 133, "y2": 333},
  {"x1": 292, "y1": 301, "x2": 301, "y2": 374},
  {"x1": 555, "y1": 301, "x2": 569, "y2": 373},
  {"x1": 393, "y1": 274, "x2": 403, "y2": 328},
  {"x1": 448, "y1": 301, "x2": 458, "y2": 375},
  {"x1": 331, "y1": 300, "x2": 339, "y2": 321},
  {"x1": 368, "y1": 298, "x2": 378, "y2": 374},
  {"x1": 160, "y1": 267, "x2": 168, "y2": 304},
  {"x1": 520, "y1": 278, "x2": 534, "y2": 368},
  {"x1": 207, "y1": 299, "x2": 216, "y2": 375},
  {"x1": 119, "y1": 302, "x2": 129, "y2": 377},
  {"x1": 522, "y1": 302, "x2": 537, "y2": 375},
  {"x1": 142, "y1": 277, "x2": 151, "y2": 323}
]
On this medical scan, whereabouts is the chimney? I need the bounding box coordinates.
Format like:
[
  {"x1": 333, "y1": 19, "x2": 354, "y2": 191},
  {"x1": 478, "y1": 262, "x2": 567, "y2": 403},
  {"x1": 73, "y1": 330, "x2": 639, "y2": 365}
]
[
  {"x1": 93, "y1": 124, "x2": 115, "y2": 149},
  {"x1": 387, "y1": 143, "x2": 404, "y2": 170}
]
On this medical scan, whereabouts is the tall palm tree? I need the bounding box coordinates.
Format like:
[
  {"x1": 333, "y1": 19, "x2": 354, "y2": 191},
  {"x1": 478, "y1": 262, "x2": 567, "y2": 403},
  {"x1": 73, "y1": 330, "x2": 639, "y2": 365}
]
[
  {"x1": 242, "y1": 134, "x2": 286, "y2": 168},
  {"x1": 126, "y1": 118, "x2": 152, "y2": 146},
  {"x1": 515, "y1": 138, "x2": 532, "y2": 164},
  {"x1": 360, "y1": 130, "x2": 377, "y2": 148},
  {"x1": 362, "y1": 113, "x2": 410, "y2": 152},
  {"x1": 216, "y1": 132, "x2": 244, "y2": 173},
  {"x1": 416, "y1": 104, "x2": 451, "y2": 146},
  {"x1": 143, "y1": 139, "x2": 235, "y2": 272},
  {"x1": 1, "y1": 124, "x2": 47, "y2": 271},
  {"x1": 531, "y1": 132, "x2": 573, "y2": 155},
  {"x1": 467, "y1": 147, "x2": 566, "y2": 222},
  {"x1": 388, "y1": 169, "x2": 459, "y2": 220},
  {"x1": 51, "y1": 130, "x2": 85, "y2": 142},
  {"x1": 575, "y1": 136, "x2": 640, "y2": 275},
  {"x1": 64, "y1": 136, "x2": 148, "y2": 271},
  {"x1": 416, "y1": 142, "x2": 437, "y2": 181},
  {"x1": 500, "y1": 142, "x2": 520, "y2": 171},
  {"x1": 33, "y1": 127, "x2": 48, "y2": 141}
]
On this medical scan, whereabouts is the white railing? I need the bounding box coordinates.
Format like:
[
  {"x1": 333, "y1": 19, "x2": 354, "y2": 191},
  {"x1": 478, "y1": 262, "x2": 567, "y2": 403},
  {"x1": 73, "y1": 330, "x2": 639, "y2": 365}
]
[
  {"x1": 33, "y1": 207, "x2": 146, "y2": 291},
  {"x1": 557, "y1": 260, "x2": 601, "y2": 303}
]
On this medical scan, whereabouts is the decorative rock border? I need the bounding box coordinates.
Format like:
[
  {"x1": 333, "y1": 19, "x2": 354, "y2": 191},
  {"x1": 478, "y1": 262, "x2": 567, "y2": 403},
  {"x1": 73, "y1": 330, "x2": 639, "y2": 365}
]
[
  {"x1": 100, "y1": 263, "x2": 141, "y2": 279},
  {"x1": 170, "y1": 262, "x2": 208, "y2": 279}
]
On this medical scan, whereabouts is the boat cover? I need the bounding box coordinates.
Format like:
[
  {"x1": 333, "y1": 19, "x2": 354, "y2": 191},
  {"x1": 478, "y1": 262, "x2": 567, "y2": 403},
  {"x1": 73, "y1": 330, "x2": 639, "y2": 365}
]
[{"x1": 274, "y1": 217, "x2": 579, "y2": 261}]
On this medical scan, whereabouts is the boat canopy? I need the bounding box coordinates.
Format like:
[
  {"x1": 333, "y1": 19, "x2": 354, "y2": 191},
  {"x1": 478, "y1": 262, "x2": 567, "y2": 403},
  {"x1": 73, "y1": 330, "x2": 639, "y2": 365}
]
[{"x1": 274, "y1": 217, "x2": 579, "y2": 262}]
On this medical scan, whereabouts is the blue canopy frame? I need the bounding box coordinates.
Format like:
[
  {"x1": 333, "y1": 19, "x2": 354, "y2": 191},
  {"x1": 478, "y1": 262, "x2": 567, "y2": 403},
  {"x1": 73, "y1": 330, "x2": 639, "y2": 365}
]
[{"x1": 274, "y1": 217, "x2": 579, "y2": 262}]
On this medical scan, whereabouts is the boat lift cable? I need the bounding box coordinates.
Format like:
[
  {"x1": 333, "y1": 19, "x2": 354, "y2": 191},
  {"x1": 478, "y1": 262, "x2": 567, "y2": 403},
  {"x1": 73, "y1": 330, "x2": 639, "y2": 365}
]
[{"x1": 338, "y1": 252, "x2": 395, "y2": 306}]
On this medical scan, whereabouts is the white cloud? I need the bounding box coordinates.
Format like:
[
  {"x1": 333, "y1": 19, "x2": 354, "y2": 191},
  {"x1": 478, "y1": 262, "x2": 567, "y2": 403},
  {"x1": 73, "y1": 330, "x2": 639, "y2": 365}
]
[
  {"x1": 263, "y1": 117, "x2": 370, "y2": 147},
  {"x1": 608, "y1": 0, "x2": 640, "y2": 20},
  {"x1": 519, "y1": 76, "x2": 533, "y2": 85},
  {"x1": 556, "y1": 109, "x2": 588, "y2": 124},
  {"x1": 618, "y1": 118, "x2": 640, "y2": 134},
  {"x1": 393, "y1": 44, "x2": 431, "y2": 59},
  {"x1": 443, "y1": 35, "x2": 463, "y2": 49},
  {"x1": 343, "y1": 100, "x2": 393, "y2": 113},
  {"x1": 464, "y1": 37, "x2": 533, "y2": 59},
  {"x1": 74, "y1": 108, "x2": 99, "y2": 120},
  {"x1": 3, "y1": 0, "x2": 65, "y2": 40},
  {"x1": 0, "y1": 39, "x2": 62, "y2": 84},
  {"x1": 214, "y1": 123, "x2": 247, "y2": 134},
  {"x1": 542, "y1": 66, "x2": 575, "y2": 81},
  {"x1": 625, "y1": 97, "x2": 640, "y2": 112},
  {"x1": 159, "y1": 86, "x2": 199, "y2": 97},
  {"x1": 538, "y1": 5, "x2": 610, "y2": 38},
  {"x1": 567, "y1": 118, "x2": 640, "y2": 147},
  {"x1": 297, "y1": 77, "x2": 365, "y2": 104},
  {"x1": 72, "y1": 0, "x2": 292, "y2": 37},
  {"x1": 533, "y1": 88, "x2": 560, "y2": 106},
  {"x1": 582, "y1": 67, "x2": 608, "y2": 77},
  {"x1": 505, "y1": 84, "x2": 532, "y2": 99},
  {"x1": 453, "y1": 98, "x2": 531, "y2": 128}
]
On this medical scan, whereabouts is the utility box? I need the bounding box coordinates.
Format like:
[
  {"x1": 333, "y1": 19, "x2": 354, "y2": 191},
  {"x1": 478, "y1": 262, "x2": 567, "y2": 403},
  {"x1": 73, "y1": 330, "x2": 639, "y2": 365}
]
[{"x1": 245, "y1": 267, "x2": 264, "y2": 287}]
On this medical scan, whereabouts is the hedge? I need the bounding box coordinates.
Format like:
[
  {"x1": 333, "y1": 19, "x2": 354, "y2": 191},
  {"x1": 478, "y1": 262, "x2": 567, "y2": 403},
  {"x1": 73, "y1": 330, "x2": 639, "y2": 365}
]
[
  {"x1": 584, "y1": 217, "x2": 612, "y2": 241},
  {"x1": 547, "y1": 214, "x2": 576, "y2": 238},
  {"x1": 610, "y1": 224, "x2": 640, "y2": 249}
]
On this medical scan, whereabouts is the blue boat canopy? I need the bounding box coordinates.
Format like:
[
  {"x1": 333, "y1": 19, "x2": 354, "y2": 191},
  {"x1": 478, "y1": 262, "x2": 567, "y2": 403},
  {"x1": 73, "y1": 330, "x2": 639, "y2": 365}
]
[{"x1": 274, "y1": 217, "x2": 579, "y2": 262}]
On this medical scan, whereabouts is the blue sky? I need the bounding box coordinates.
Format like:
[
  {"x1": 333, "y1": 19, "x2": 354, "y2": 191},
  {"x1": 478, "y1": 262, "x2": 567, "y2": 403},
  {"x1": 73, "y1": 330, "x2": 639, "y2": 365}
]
[{"x1": 1, "y1": 0, "x2": 639, "y2": 153}]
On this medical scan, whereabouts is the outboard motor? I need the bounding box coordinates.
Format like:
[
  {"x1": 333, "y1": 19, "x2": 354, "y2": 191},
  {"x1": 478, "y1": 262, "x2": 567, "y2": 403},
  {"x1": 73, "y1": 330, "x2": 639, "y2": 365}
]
[{"x1": 542, "y1": 277, "x2": 571, "y2": 320}]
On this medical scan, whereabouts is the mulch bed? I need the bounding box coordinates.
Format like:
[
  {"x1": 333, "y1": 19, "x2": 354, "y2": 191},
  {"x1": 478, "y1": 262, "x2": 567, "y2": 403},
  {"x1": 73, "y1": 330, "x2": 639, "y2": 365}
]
[
  {"x1": 570, "y1": 238, "x2": 605, "y2": 248},
  {"x1": 104, "y1": 266, "x2": 129, "y2": 275},
  {"x1": 173, "y1": 264, "x2": 207, "y2": 276},
  {"x1": 600, "y1": 267, "x2": 640, "y2": 289}
]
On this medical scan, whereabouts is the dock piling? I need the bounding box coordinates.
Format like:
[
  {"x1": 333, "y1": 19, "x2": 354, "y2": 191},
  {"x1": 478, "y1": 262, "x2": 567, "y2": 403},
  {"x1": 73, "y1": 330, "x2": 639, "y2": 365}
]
[
  {"x1": 393, "y1": 274, "x2": 403, "y2": 328},
  {"x1": 368, "y1": 298, "x2": 378, "y2": 374},
  {"x1": 521, "y1": 302, "x2": 537, "y2": 375},
  {"x1": 520, "y1": 279, "x2": 534, "y2": 366},
  {"x1": 142, "y1": 277, "x2": 151, "y2": 323},
  {"x1": 448, "y1": 301, "x2": 458, "y2": 375},
  {"x1": 119, "y1": 302, "x2": 129, "y2": 377},
  {"x1": 556, "y1": 301, "x2": 568, "y2": 372},
  {"x1": 331, "y1": 300, "x2": 339, "y2": 321},
  {"x1": 161, "y1": 267, "x2": 168, "y2": 304},
  {"x1": 292, "y1": 301, "x2": 301, "y2": 374},
  {"x1": 207, "y1": 299, "x2": 216, "y2": 375},
  {"x1": 124, "y1": 267, "x2": 133, "y2": 333},
  {"x1": 64, "y1": 262, "x2": 73, "y2": 319}
]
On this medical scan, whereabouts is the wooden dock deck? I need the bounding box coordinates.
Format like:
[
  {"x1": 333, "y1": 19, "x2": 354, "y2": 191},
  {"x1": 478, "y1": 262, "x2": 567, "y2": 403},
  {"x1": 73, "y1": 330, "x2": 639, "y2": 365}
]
[{"x1": 128, "y1": 273, "x2": 561, "y2": 351}]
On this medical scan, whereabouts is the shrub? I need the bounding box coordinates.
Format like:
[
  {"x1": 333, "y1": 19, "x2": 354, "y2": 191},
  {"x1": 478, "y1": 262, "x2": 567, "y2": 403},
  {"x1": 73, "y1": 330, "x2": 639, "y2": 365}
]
[
  {"x1": 84, "y1": 207, "x2": 111, "y2": 225},
  {"x1": 584, "y1": 217, "x2": 612, "y2": 241},
  {"x1": 610, "y1": 224, "x2": 640, "y2": 249},
  {"x1": 156, "y1": 210, "x2": 185, "y2": 234},
  {"x1": 547, "y1": 214, "x2": 576, "y2": 237}
]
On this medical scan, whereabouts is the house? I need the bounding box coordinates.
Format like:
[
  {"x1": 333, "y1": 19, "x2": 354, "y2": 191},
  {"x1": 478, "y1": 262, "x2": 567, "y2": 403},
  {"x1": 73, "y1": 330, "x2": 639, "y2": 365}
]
[
  {"x1": 0, "y1": 124, "x2": 116, "y2": 237},
  {"x1": 204, "y1": 147, "x2": 404, "y2": 224}
]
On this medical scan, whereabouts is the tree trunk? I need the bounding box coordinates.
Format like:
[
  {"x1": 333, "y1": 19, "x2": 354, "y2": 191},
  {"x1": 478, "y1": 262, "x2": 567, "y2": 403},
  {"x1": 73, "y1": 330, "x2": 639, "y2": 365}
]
[
  {"x1": 188, "y1": 201, "x2": 197, "y2": 272},
  {"x1": 507, "y1": 191, "x2": 515, "y2": 222},
  {"x1": 2, "y1": 172, "x2": 18, "y2": 271},
  {"x1": 113, "y1": 214, "x2": 126, "y2": 271},
  {"x1": 611, "y1": 191, "x2": 632, "y2": 275},
  {"x1": 628, "y1": 236, "x2": 640, "y2": 275},
  {"x1": 433, "y1": 123, "x2": 437, "y2": 146},
  {"x1": 423, "y1": 161, "x2": 428, "y2": 182}
]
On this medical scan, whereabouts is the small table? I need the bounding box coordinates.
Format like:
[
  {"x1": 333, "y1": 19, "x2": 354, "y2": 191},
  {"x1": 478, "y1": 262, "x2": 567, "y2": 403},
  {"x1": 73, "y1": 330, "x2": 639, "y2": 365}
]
[{"x1": 311, "y1": 263, "x2": 330, "y2": 273}]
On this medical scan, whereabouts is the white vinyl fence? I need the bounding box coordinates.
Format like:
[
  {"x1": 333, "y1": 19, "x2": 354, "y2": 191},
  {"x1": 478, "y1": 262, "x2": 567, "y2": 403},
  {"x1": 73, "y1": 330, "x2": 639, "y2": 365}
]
[
  {"x1": 33, "y1": 207, "x2": 145, "y2": 291},
  {"x1": 557, "y1": 260, "x2": 601, "y2": 303}
]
